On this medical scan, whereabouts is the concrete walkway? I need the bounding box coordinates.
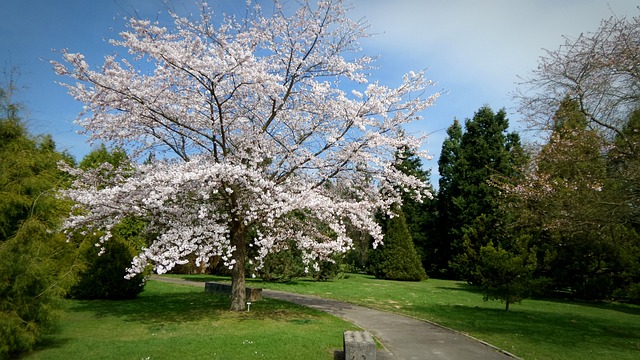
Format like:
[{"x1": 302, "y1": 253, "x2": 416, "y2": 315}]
[{"x1": 152, "y1": 276, "x2": 517, "y2": 360}]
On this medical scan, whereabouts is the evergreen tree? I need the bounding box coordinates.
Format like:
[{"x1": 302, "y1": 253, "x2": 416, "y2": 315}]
[
  {"x1": 79, "y1": 143, "x2": 129, "y2": 170},
  {"x1": 394, "y1": 146, "x2": 437, "y2": 274},
  {"x1": 368, "y1": 208, "x2": 427, "y2": 281},
  {"x1": 499, "y1": 97, "x2": 640, "y2": 300},
  {"x1": 433, "y1": 119, "x2": 463, "y2": 278},
  {"x1": 608, "y1": 108, "x2": 640, "y2": 228},
  {"x1": 475, "y1": 235, "x2": 537, "y2": 312},
  {"x1": 435, "y1": 107, "x2": 525, "y2": 281},
  {"x1": 0, "y1": 87, "x2": 76, "y2": 358}
]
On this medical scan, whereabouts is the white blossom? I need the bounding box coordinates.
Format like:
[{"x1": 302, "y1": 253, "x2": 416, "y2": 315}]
[{"x1": 55, "y1": 0, "x2": 438, "y2": 288}]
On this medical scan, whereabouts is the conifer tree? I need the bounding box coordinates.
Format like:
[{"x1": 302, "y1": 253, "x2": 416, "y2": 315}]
[
  {"x1": 368, "y1": 208, "x2": 427, "y2": 281},
  {"x1": 434, "y1": 119, "x2": 463, "y2": 278},
  {"x1": 475, "y1": 235, "x2": 537, "y2": 311},
  {"x1": 436, "y1": 107, "x2": 525, "y2": 281},
  {"x1": 500, "y1": 97, "x2": 640, "y2": 299},
  {"x1": 0, "y1": 86, "x2": 76, "y2": 358},
  {"x1": 394, "y1": 146, "x2": 437, "y2": 274}
]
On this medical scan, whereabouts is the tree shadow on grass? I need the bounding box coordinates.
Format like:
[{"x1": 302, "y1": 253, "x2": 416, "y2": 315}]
[
  {"x1": 417, "y1": 303, "x2": 640, "y2": 353},
  {"x1": 174, "y1": 275, "x2": 231, "y2": 283},
  {"x1": 172, "y1": 274, "x2": 338, "y2": 288},
  {"x1": 531, "y1": 296, "x2": 640, "y2": 316},
  {"x1": 434, "y1": 282, "x2": 485, "y2": 295},
  {"x1": 68, "y1": 288, "x2": 228, "y2": 325},
  {"x1": 68, "y1": 285, "x2": 332, "y2": 327},
  {"x1": 434, "y1": 282, "x2": 640, "y2": 316},
  {"x1": 31, "y1": 334, "x2": 73, "y2": 354}
]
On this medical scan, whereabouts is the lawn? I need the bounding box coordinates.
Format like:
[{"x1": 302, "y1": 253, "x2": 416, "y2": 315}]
[
  {"x1": 170, "y1": 273, "x2": 640, "y2": 360},
  {"x1": 26, "y1": 281, "x2": 359, "y2": 360}
]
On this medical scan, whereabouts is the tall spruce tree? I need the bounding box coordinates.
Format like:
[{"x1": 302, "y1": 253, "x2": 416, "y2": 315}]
[
  {"x1": 433, "y1": 119, "x2": 463, "y2": 278},
  {"x1": 436, "y1": 107, "x2": 525, "y2": 281}
]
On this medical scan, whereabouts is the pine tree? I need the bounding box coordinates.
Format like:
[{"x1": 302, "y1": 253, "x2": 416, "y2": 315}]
[{"x1": 475, "y1": 235, "x2": 537, "y2": 312}]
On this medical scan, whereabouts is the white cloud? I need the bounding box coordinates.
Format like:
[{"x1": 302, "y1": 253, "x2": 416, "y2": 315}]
[
  {"x1": 353, "y1": 0, "x2": 637, "y2": 93},
  {"x1": 349, "y1": 0, "x2": 638, "y2": 183}
]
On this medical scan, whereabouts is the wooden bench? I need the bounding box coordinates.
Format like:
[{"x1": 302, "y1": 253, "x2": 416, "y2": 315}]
[
  {"x1": 344, "y1": 331, "x2": 375, "y2": 360},
  {"x1": 204, "y1": 282, "x2": 262, "y2": 301}
]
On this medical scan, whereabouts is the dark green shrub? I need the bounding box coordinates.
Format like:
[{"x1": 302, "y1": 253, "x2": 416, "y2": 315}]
[
  {"x1": 617, "y1": 283, "x2": 640, "y2": 304},
  {"x1": 312, "y1": 257, "x2": 342, "y2": 281},
  {"x1": 368, "y1": 210, "x2": 427, "y2": 281},
  {"x1": 69, "y1": 236, "x2": 145, "y2": 300},
  {"x1": 258, "y1": 244, "x2": 305, "y2": 283}
]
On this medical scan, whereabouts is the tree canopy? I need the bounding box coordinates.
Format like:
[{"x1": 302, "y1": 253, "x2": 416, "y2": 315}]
[
  {"x1": 53, "y1": 0, "x2": 439, "y2": 310},
  {"x1": 434, "y1": 107, "x2": 525, "y2": 280}
]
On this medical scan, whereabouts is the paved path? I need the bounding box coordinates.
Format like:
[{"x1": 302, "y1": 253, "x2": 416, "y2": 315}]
[{"x1": 152, "y1": 276, "x2": 517, "y2": 360}]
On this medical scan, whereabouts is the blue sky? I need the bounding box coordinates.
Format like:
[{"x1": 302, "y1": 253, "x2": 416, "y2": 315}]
[{"x1": 1, "y1": 0, "x2": 638, "y2": 185}]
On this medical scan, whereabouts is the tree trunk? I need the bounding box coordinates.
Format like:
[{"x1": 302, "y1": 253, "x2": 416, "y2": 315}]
[
  {"x1": 505, "y1": 301, "x2": 510, "y2": 312},
  {"x1": 229, "y1": 219, "x2": 247, "y2": 311}
]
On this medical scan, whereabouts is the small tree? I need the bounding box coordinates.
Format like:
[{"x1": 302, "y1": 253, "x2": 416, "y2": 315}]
[
  {"x1": 475, "y1": 237, "x2": 537, "y2": 311},
  {"x1": 369, "y1": 209, "x2": 427, "y2": 281},
  {"x1": 69, "y1": 236, "x2": 146, "y2": 300}
]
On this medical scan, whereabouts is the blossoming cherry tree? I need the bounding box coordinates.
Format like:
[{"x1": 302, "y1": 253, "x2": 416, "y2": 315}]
[{"x1": 54, "y1": 0, "x2": 439, "y2": 310}]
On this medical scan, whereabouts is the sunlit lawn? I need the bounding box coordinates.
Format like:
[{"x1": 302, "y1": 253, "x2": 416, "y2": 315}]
[
  {"x1": 170, "y1": 273, "x2": 640, "y2": 360},
  {"x1": 27, "y1": 281, "x2": 358, "y2": 360}
]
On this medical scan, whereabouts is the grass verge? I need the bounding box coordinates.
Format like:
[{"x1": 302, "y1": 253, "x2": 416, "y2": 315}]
[
  {"x1": 26, "y1": 280, "x2": 359, "y2": 360},
  {"x1": 170, "y1": 273, "x2": 640, "y2": 360}
]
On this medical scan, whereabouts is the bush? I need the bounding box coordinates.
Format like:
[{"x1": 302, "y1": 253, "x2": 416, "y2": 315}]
[
  {"x1": 616, "y1": 283, "x2": 640, "y2": 304},
  {"x1": 312, "y1": 257, "x2": 342, "y2": 281},
  {"x1": 69, "y1": 236, "x2": 145, "y2": 300},
  {"x1": 0, "y1": 219, "x2": 72, "y2": 359},
  {"x1": 258, "y1": 243, "x2": 305, "y2": 283}
]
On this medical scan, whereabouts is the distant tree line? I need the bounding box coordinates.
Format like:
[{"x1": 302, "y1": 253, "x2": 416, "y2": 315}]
[{"x1": 396, "y1": 12, "x2": 640, "y2": 309}]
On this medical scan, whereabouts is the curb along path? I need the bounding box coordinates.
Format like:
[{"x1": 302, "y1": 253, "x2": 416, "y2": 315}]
[{"x1": 151, "y1": 276, "x2": 517, "y2": 360}]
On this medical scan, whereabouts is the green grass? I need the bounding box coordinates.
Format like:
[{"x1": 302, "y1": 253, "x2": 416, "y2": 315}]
[
  {"x1": 26, "y1": 281, "x2": 359, "y2": 360},
  {"x1": 170, "y1": 273, "x2": 640, "y2": 360}
]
